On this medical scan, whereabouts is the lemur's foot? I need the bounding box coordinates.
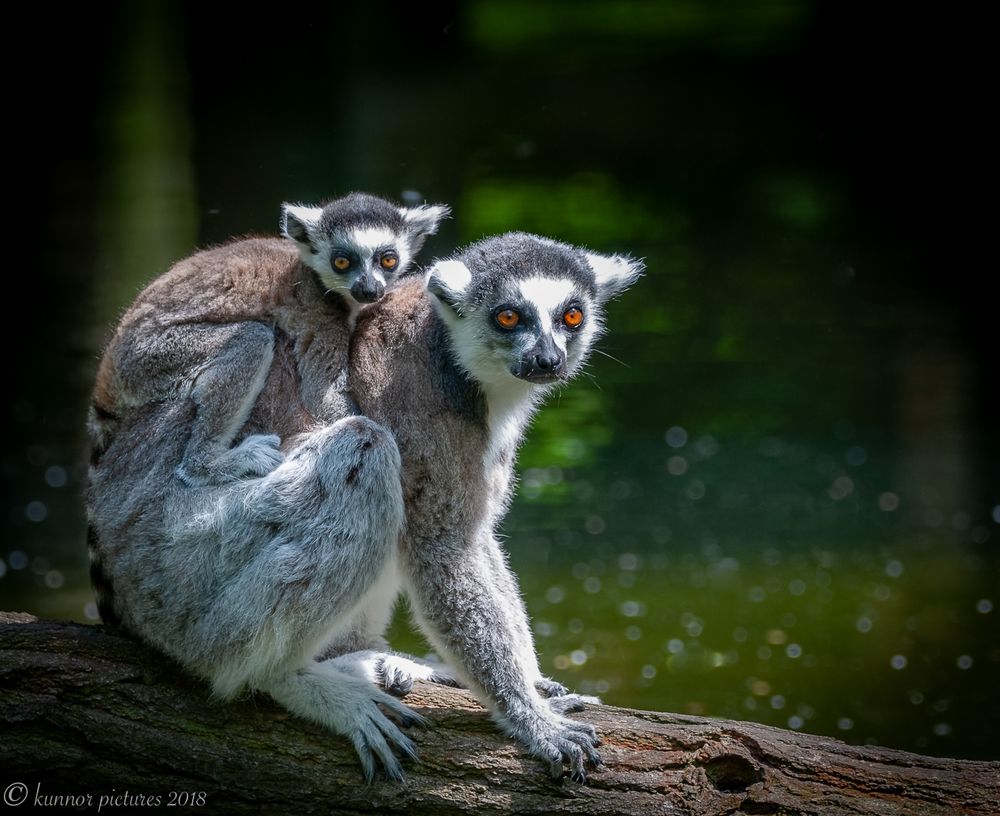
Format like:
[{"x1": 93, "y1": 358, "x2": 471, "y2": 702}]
[
  {"x1": 177, "y1": 434, "x2": 284, "y2": 486},
  {"x1": 376, "y1": 653, "x2": 464, "y2": 697},
  {"x1": 325, "y1": 650, "x2": 464, "y2": 699},
  {"x1": 348, "y1": 686, "x2": 425, "y2": 782},
  {"x1": 263, "y1": 662, "x2": 425, "y2": 783},
  {"x1": 535, "y1": 677, "x2": 570, "y2": 697},
  {"x1": 535, "y1": 677, "x2": 602, "y2": 711},
  {"x1": 545, "y1": 693, "x2": 602, "y2": 715}
]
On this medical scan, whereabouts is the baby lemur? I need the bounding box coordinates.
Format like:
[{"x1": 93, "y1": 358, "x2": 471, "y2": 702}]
[
  {"x1": 89, "y1": 192, "x2": 447, "y2": 488},
  {"x1": 87, "y1": 194, "x2": 640, "y2": 781}
]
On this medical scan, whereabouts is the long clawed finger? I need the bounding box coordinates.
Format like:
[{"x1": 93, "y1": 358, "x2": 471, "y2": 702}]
[
  {"x1": 566, "y1": 731, "x2": 603, "y2": 768},
  {"x1": 374, "y1": 693, "x2": 428, "y2": 729},
  {"x1": 365, "y1": 724, "x2": 407, "y2": 782}
]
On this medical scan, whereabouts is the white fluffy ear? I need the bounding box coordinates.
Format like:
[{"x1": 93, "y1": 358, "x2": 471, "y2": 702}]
[
  {"x1": 400, "y1": 204, "x2": 450, "y2": 237},
  {"x1": 426, "y1": 259, "x2": 471, "y2": 310},
  {"x1": 281, "y1": 203, "x2": 323, "y2": 247},
  {"x1": 586, "y1": 253, "x2": 644, "y2": 303}
]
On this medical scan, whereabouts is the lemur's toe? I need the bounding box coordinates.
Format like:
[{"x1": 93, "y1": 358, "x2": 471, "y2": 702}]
[{"x1": 375, "y1": 657, "x2": 415, "y2": 698}]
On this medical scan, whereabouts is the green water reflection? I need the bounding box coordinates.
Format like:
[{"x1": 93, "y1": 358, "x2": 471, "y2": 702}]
[{"x1": 6, "y1": 2, "x2": 997, "y2": 762}]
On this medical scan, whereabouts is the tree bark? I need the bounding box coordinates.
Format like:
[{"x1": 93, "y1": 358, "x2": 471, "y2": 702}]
[{"x1": 1, "y1": 613, "x2": 996, "y2": 815}]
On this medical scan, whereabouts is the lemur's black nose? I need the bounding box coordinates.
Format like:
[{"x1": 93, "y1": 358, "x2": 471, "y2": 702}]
[
  {"x1": 530, "y1": 334, "x2": 564, "y2": 374},
  {"x1": 351, "y1": 278, "x2": 385, "y2": 303},
  {"x1": 534, "y1": 351, "x2": 563, "y2": 372}
]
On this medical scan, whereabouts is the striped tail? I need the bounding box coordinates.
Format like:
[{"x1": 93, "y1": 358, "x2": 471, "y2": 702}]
[
  {"x1": 87, "y1": 402, "x2": 118, "y2": 468},
  {"x1": 87, "y1": 524, "x2": 120, "y2": 626}
]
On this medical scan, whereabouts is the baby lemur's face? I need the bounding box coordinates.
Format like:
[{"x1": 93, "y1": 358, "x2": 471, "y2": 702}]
[
  {"x1": 283, "y1": 193, "x2": 449, "y2": 304},
  {"x1": 427, "y1": 232, "x2": 642, "y2": 389}
]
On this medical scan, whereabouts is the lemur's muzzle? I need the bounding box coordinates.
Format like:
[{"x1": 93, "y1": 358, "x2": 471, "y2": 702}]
[
  {"x1": 350, "y1": 275, "x2": 385, "y2": 304},
  {"x1": 514, "y1": 334, "x2": 565, "y2": 382}
]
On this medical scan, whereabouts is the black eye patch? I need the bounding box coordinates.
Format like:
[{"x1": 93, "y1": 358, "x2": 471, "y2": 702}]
[{"x1": 330, "y1": 249, "x2": 359, "y2": 271}]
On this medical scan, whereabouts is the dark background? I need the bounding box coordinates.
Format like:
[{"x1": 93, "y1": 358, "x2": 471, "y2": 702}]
[{"x1": 6, "y1": 2, "x2": 997, "y2": 760}]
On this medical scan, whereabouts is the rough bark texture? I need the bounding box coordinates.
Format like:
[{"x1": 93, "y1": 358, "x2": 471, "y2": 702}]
[{"x1": 1, "y1": 613, "x2": 997, "y2": 815}]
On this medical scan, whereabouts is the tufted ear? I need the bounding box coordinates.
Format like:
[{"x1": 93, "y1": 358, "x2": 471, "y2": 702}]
[
  {"x1": 280, "y1": 203, "x2": 323, "y2": 251},
  {"x1": 426, "y1": 259, "x2": 471, "y2": 311},
  {"x1": 400, "y1": 203, "x2": 450, "y2": 238},
  {"x1": 586, "y1": 252, "x2": 644, "y2": 304}
]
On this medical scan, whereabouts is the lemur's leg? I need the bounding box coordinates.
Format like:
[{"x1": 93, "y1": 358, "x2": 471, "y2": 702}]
[
  {"x1": 479, "y1": 542, "x2": 590, "y2": 705},
  {"x1": 187, "y1": 417, "x2": 421, "y2": 780},
  {"x1": 114, "y1": 321, "x2": 281, "y2": 486},
  {"x1": 178, "y1": 322, "x2": 281, "y2": 484},
  {"x1": 404, "y1": 533, "x2": 602, "y2": 783}
]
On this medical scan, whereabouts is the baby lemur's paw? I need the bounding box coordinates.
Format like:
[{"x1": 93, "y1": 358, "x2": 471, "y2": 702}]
[
  {"x1": 221, "y1": 434, "x2": 284, "y2": 478},
  {"x1": 508, "y1": 710, "x2": 602, "y2": 784},
  {"x1": 177, "y1": 435, "x2": 284, "y2": 486}
]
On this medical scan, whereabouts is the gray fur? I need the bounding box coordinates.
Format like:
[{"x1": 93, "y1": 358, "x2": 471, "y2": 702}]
[
  {"x1": 90, "y1": 406, "x2": 418, "y2": 779},
  {"x1": 350, "y1": 233, "x2": 643, "y2": 782}
]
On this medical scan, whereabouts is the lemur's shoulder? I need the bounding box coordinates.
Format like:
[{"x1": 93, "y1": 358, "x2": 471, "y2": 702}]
[
  {"x1": 351, "y1": 277, "x2": 434, "y2": 381},
  {"x1": 356, "y1": 277, "x2": 432, "y2": 342},
  {"x1": 352, "y1": 277, "x2": 484, "y2": 426}
]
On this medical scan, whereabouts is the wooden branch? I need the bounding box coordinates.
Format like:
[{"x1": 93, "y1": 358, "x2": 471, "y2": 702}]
[{"x1": 1, "y1": 613, "x2": 996, "y2": 815}]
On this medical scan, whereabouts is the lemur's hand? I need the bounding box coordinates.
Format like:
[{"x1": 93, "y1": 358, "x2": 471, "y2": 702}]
[{"x1": 330, "y1": 676, "x2": 426, "y2": 782}]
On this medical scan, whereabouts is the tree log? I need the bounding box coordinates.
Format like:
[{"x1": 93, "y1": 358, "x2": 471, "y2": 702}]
[{"x1": 1, "y1": 613, "x2": 996, "y2": 815}]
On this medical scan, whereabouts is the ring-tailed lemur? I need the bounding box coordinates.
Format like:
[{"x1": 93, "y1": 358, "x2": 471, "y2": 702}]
[
  {"x1": 88, "y1": 192, "x2": 447, "y2": 489},
  {"x1": 347, "y1": 232, "x2": 643, "y2": 782}
]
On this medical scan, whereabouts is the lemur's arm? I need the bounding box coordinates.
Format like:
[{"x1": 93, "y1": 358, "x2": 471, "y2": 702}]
[
  {"x1": 175, "y1": 322, "x2": 286, "y2": 485},
  {"x1": 112, "y1": 320, "x2": 282, "y2": 486},
  {"x1": 404, "y1": 532, "x2": 601, "y2": 782}
]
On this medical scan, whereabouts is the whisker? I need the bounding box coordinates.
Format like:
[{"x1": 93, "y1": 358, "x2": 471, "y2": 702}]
[
  {"x1": 592, "y1": 348, "x2": 630, "y2": 368},
  {"x1": 578, "y1": 370, "x2": 602, "y2": 391}
]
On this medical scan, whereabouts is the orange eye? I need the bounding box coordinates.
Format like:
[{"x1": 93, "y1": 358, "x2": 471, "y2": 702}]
[
  {"x1": 333, "y1": 256, "x2": 351, "y2": 271},
  {"x1": 496, "y1": 309, "x2": 520, "y2": 329},
  {"x1": 563, "y1": 307, "x2": 584, "y2": 327},
  {"x1": 380, "y1": 254, "x2": 398, "y2": 271}
]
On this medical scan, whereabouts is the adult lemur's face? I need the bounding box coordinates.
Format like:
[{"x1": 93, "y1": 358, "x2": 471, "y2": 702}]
[
  {"x1": 427, "y1": 232, "x2": 642, "y2": 389},
  {"x1": 282, "y1": 193, "x2": 449, "y2": 304}
]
